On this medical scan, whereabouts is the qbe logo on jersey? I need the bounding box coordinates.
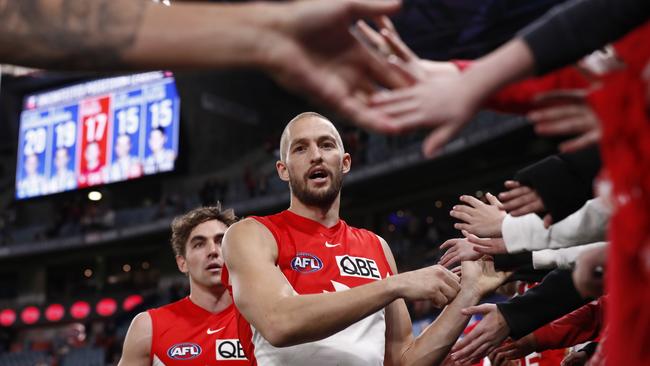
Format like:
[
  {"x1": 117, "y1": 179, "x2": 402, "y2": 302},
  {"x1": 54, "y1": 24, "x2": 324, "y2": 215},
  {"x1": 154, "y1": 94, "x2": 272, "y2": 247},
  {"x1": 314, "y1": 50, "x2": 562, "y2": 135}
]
[
  {"x1": 336, "y1": 255, "x2": 381, "y2": 280},
  {"x1": 216, "y1": 339, "x2": 247, "y2": 361},
  {"x1": 168, "y1": 343, "x2": 201, "y2": 360}
]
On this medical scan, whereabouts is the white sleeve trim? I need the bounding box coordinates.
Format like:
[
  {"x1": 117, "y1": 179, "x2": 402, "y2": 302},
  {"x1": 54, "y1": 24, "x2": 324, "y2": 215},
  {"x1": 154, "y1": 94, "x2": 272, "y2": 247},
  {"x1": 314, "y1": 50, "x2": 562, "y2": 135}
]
[
  {"x1": 501, "y1": 213, "x2": 548, "y2": 253},
  {"x1": 547, "y1": 198, "x2": 611, "y2": 248},
  {"x1": 532, "y1": 242, "x2": 608, "y2": 270},
  {"x1": 502, "y1": 198, "x2": 612, "y2": 253}
]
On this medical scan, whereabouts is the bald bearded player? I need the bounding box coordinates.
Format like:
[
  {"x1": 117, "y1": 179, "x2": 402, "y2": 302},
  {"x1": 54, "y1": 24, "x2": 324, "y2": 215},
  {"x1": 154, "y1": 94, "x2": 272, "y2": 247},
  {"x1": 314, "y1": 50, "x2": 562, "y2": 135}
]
[{"x1": 222, "y1": 112, "x2": 510, "y2": 365}]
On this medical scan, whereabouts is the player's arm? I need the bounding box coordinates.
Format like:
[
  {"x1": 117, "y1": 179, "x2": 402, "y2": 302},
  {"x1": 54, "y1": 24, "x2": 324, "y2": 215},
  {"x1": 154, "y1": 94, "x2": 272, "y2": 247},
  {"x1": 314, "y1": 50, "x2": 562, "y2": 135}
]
[
  {"x1": 222, "y1": 218, "x2": 460, "y2": 348},
  {"x1": 1, "y1": 0, "x2": 405, "y2": 129},
  {"x1": 118, "y1": 312, "x2": 152, "y2": 366},
  {"x1": 382, "y1": 237, "x2": 479, "y2": 366},
  {"x1": 380, "y1": 236, "x2": 510, "y2": 366},
  {"x1": 0, "y1": 0, "x2": 276, "y2": 70}
]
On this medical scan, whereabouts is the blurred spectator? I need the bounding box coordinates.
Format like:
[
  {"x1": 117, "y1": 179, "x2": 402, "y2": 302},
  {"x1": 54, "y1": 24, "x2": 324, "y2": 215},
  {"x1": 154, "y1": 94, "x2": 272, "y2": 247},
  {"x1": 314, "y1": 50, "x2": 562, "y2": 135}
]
[
  {"x1": 199, "y1": 178, "x2": 227, "y2": 206},
  {"x1": 0, "y1": 205, "x2": 16, "y2": 245},
  {"x1": 244, "y1": 166, "x2": 257, "y2": 198},
  {"x1": 258, "y1": 174, "x2": 269, "y2": 196},
  {"x1": 55, "y1": 323, "x2": 87, "y2": 359},
  {"x1": 81, "y1": 202, "x2": 115, "y2": 232},
  {"x1": 156, "y1": 193, "x2": 186, "y2": 219}
]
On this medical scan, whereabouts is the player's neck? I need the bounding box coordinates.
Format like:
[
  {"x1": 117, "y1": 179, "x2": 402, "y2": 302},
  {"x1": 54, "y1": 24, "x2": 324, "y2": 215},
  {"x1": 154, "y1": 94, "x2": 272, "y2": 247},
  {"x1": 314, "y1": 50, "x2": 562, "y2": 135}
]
[
  {"x1": 189, "y1": 281, "x2": 232, "y2": 314},
  {"x1": 288, "y1": 195, "x2": 340, "y2": 228}
]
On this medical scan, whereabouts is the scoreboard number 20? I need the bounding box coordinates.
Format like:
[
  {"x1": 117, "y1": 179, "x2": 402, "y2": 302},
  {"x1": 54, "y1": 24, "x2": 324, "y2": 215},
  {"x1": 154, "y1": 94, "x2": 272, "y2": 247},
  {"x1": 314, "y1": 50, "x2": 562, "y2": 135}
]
[{"x1": 23, "y1": 127, "x2": 47, "y2": 155}]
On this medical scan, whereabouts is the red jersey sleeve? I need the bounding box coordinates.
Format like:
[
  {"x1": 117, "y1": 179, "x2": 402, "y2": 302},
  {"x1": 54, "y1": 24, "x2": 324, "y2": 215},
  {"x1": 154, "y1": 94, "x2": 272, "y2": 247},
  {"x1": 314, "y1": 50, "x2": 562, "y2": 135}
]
[
  {"x1": 451, "y1": 60, "x2": 591, "y2": 114},
  {"x1": 533, "y1": 296, "x2": 605, "y2": 350}
]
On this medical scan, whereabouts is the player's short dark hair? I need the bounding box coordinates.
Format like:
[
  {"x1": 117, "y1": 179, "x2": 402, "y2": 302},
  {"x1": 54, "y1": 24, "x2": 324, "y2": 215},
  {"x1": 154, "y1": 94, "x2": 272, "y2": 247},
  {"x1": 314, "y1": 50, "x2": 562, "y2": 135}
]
[{"x1": 170, "y1": 203, "x2": 238, "y2": 257}]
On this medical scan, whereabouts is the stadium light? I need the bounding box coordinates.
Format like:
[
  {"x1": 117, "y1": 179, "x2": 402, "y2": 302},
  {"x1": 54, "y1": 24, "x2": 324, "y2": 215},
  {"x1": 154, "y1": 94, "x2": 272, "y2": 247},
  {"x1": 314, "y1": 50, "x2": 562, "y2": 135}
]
[{"x1": 88, "y1": 191, "x2": 102, "y2": 201}]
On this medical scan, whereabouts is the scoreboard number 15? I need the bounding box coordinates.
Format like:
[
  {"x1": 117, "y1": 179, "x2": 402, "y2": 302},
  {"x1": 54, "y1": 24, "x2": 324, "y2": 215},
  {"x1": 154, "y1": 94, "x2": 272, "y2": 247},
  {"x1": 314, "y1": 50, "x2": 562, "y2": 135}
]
[
  {"x1": 116, "y1": 107, "x2": 140, "y2": 135},
  {"x1": 149, "y1": 99, "x2": 173, "y2": 128}
]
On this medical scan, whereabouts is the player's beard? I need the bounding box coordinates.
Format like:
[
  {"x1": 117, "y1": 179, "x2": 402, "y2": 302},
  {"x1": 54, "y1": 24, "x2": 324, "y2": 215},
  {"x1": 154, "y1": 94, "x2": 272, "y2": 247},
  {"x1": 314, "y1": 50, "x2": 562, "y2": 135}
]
[{"x1": 289, "y1": 167, "x2": 342, "y2": 208}]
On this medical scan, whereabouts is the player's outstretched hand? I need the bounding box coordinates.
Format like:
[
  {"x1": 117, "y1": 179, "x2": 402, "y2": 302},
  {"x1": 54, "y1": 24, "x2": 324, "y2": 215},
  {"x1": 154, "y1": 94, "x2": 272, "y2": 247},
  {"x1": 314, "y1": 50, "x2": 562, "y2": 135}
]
[{"x1": 395, "y1": 264, "x2": 461, "y2": 308}]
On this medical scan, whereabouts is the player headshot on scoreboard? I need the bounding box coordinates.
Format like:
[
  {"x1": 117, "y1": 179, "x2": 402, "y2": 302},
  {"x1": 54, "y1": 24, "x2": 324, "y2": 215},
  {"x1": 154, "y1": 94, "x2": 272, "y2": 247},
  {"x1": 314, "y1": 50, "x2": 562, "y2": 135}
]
[
  {"x1": 78, "y1": 141, "x2": 108, "y2": 187},
  {"x1": 109, "y1": 134, "x2": 143, "y2": 182},
  {"x1": 49, "y1": 147, "x2": 77, "y2": 193},
  {"x1": 16, "y1": 121, "x2": 49, "y2": 199},
  {"x1": 17, "y1": 152, "x2": 48, "y2": 199},
  {"x1": 77, "y1": 96, "x2": 111, "y2": 188},
  {"x1": 144, "y1": 126, "x2": 175, "y2": 174},
  {"x1": 48, "y1": 109, "x2": 79, "y2": 194}
]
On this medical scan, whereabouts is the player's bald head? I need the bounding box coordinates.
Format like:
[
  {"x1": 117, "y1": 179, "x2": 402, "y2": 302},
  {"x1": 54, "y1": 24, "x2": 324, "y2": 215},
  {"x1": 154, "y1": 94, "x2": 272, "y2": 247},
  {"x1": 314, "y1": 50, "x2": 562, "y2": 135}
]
[{"x1": 279, "y1": 112, "x2": 344, "y2": 162}]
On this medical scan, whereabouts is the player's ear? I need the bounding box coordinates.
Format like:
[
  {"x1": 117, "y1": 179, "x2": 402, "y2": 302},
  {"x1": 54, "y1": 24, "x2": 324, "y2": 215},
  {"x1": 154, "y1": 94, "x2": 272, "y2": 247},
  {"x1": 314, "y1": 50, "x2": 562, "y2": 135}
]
[
  {"x1": 176, "y1": 255, "x2": 188, "y2": 274},
  {"x1": 342, "y1": 153, "x2": 351, "y2": 174},
  {"x1": 276, "y1": 160, "x2": 290, "y2": 182}
]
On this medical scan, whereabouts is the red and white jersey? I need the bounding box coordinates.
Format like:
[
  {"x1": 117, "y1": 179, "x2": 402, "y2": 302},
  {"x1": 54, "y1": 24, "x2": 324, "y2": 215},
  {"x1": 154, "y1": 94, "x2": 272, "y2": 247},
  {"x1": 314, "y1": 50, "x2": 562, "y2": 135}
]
[
  {"x1": 223, "y1": 210, "x2": 394, "y2": 365},
  {"x1": 148, "y1": 297, "x2": 249, "y2": 365}
]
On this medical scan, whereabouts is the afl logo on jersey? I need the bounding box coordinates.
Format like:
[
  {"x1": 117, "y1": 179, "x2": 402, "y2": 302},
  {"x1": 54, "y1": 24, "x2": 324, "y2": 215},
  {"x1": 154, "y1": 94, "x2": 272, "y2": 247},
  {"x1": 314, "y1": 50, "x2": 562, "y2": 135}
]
[
  {"x1": 168, "y1": 343, "x2": 202, "y2": 360},
  {"x1": 291, "y1": 252, "x2": 323, "y2": 273}
]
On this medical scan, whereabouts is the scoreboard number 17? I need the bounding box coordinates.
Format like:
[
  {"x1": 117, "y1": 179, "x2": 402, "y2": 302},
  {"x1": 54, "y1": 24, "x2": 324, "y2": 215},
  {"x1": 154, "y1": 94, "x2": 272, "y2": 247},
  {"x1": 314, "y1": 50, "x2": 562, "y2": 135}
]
[{"x1": 85, "y1": 113, "x2": 108, "y2": 142}]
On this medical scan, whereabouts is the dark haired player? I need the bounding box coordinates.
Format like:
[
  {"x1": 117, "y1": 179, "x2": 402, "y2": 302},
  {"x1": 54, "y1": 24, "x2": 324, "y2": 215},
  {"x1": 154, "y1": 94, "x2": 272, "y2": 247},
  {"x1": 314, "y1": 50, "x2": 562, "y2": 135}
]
[{"x1": 119, "y1": 204, "x2": 249, "y2": 365}]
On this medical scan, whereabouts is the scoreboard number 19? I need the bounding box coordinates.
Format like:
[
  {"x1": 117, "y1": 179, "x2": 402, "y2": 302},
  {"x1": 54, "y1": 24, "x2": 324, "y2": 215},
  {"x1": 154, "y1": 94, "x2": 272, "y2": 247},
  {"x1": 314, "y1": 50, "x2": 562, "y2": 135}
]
[{"x1": 55, "y1": 121, "x2": 76, "y2": 149}]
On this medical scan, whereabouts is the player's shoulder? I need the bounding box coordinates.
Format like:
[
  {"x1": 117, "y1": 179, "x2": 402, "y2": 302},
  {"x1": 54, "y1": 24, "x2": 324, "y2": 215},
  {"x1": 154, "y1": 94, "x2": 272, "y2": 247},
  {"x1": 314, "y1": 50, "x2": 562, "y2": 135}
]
[
  {"x1": 223, "y1": 217, "x2": 280, "y2": 263},
  {"x1": 344, "y1": 222, "x2": 382, "y2": 243},
  {"x1": 224, "y1": 217, "x2": 277, "y2": 248},
  {"x1": 148, "y1": 298, "x2": 203, "y2": 330},
  {"x1": 128, "y1": 311, "x2": 153, "y2": 336},
  {"x1": 149, "y1": 297, "x2": 188, "y2": 316},
  {"x1": 226, "y1": 217, "x2": 270, "y2": 237},
  {"x1": 246, "y1": 211, "x2": 286, "y2": 226}
]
